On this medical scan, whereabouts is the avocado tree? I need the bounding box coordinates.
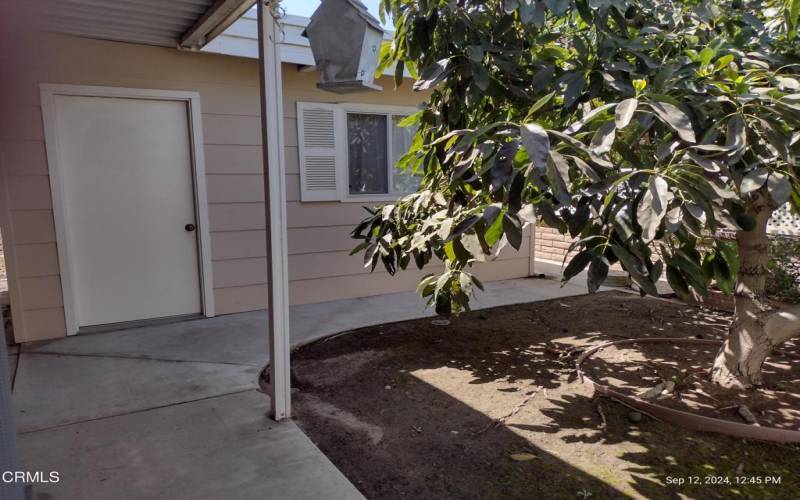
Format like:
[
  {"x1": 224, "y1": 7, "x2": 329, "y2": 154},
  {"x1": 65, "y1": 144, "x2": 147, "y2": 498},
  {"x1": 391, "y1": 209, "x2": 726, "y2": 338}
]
[{"x1": 352, "y1": 0, "x2": 800, "y2": 387}]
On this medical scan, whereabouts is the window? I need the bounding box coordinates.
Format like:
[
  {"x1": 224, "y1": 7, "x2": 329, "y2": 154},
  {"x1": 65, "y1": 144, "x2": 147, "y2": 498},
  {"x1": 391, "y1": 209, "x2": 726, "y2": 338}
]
[
  {"x1": 347, "y1": 113, "x2": 388, "y2": 195},
  {"x1": 346, "y1": 112, "x2": 419, "y2": 197},
  {"x1": 297, "y1": 102, "x2": 420, "y2": 202}
]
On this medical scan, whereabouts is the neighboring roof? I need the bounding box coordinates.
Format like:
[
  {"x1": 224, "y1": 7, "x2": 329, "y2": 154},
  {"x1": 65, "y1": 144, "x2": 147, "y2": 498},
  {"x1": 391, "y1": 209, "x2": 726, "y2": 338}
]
[
  {"x1": 202, "y1": 10, "x2": 409, "y2": 77},
  {"x1": 35, "y1": 0, "x2": 253, "y2": 49}
]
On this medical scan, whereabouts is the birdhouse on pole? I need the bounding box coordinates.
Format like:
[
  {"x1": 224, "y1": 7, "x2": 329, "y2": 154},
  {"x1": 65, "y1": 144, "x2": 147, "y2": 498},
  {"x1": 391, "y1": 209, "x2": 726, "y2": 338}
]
[{"x1": 302, "y1": 0, "x2": 384, "y2": 93}]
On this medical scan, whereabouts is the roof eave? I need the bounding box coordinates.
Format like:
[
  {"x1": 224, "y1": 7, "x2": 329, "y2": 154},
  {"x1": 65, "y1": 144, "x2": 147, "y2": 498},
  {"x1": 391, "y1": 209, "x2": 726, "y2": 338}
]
[{"x1": 180, "y1": 0, "x2": 257, "y2": 50}]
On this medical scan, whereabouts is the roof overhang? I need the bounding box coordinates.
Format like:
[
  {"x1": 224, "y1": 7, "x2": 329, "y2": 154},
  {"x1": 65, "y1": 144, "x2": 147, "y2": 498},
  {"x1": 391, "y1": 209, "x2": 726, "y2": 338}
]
[
  {"x1": 35, "y1": 0, "x2": 256, "y2": 50},
  {"x1": 181, "y1": 0, "x2": 257, "y2": 50},
  {"x1": 202, "y1": 11, "x2": 413, "y2": 79}
]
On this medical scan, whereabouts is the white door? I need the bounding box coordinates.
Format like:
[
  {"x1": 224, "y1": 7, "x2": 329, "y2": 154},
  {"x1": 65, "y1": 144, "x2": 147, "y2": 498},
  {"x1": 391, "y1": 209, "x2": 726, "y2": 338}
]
[{"x1": 52, "y1": 95, "x2": 202, "y2": 328}]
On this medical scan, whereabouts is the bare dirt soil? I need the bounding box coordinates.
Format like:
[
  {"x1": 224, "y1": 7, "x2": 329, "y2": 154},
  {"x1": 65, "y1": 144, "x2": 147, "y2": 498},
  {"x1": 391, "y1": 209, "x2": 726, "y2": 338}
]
[{"x1": 292, "y1": 291, "x2": 800, "y2": 499}]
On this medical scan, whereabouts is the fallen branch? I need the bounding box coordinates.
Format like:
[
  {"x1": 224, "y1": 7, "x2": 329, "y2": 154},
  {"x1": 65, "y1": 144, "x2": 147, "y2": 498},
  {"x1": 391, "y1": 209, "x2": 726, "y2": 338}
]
[{"x1": 473, "y1": 386, "x2": 542, "y2": 436}]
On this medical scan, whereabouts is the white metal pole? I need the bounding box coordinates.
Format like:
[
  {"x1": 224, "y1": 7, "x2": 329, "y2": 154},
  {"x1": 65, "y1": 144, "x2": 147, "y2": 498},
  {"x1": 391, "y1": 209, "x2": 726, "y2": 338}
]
[{"x1": 256, "y1": 0, "x2": 291, "y2": 421}]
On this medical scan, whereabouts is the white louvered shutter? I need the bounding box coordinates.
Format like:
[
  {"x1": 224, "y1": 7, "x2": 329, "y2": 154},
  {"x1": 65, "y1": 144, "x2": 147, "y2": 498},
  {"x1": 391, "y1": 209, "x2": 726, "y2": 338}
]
[{"x1": 297, "y1": 102, "x2": 340, "y2": 201}]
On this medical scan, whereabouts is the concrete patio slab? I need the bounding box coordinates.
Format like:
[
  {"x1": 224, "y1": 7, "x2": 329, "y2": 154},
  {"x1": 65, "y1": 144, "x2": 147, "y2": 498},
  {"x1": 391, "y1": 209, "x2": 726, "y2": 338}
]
[
  {"x1": 13, "y1": 276, "x2": 597, "y2": 499},
  {"x1": 14, "y1": 353, "x2": 258, "y2": 432},
  {"x1": 24, "y1": 313, "x2": 270, "y2": 366},
  {"x1": 18, "y1": 390, "x2": 364, "y2": 500},
  {"x1": 291, "y1": 275, "x2": 594, "y2": 347},
  {"x1": 25, "y1": 277, "x2": 592, "y2": 362}
]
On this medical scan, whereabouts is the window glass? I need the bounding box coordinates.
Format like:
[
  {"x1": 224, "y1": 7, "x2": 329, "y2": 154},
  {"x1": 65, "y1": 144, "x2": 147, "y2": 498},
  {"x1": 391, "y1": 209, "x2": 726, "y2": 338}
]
[
  {"x1": 347, "y1": 113, "x2": 388, "y2": 195},
  {"x1": 391, "y1": 116, "x2": 421, "y2": 194}
]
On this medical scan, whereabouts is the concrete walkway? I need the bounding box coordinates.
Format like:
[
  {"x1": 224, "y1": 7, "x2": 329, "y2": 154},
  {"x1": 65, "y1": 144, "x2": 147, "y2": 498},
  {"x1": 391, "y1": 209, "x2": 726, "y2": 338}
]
[{"x1": 13, "y1": 275, "x2": 591, "y2": 499}]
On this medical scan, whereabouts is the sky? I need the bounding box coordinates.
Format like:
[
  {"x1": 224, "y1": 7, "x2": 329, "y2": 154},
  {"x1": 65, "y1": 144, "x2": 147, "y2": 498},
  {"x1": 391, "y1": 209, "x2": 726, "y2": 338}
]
[{"x1": 283, "y1": 0, "x2": 392, "y2": 27}]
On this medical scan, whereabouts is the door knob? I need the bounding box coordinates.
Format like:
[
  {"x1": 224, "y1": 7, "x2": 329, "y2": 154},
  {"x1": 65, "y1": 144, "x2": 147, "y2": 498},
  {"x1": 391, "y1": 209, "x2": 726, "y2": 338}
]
[{"x1": 185, "y1": 224, "x2": 196, "y2": 232}]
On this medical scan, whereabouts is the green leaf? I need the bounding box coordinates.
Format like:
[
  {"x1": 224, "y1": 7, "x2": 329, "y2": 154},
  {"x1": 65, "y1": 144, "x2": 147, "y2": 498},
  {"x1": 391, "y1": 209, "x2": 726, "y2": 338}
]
[
  {"x1": 520, "y1": 124, "x2": 550, "y2": 171},
  {"x1": 615, "y1": 98, "x2": 638, "y2": 129},
  {"x1": 563, "y1": 250, "x2": 592, "y2": 282},
  {"x1": 444, "y1": 241, "x2": 456, "y2": 261},
  {"x1": 484, "y1": 208, "x2": 506, "y2": 246},
  {"x1": 466, "y1": 45, "x2": 484, "y2": 62},
  {"x1": 568, "y1": 155, "x2": 601, "y2": 183},
  {"x1": 587, "y1": 257, "x2": 609, "y2": 293},
  {"x1": 508, "y1": 172, "x2": 525, "y2": 214},
  {"x1": 481, "y1": 204, "x2": 503, "y2": 227},
  {"x1": 712, "y1": 253, "x2": 735, "y2": 294},
  {"x1": 740, "y1": 168, "x2": 768, "y2": 195},
  {"x1": 714, "y1": 54, "x2": 734, "y2": 72},
  {"x1": 563, "y1": 72, "x2": 585, "y2": 109},
  {"x1": 546, "y1": 150, "x2": 571, "y2": 204},
  {"x1": 397, "y1": 111, "x2": 423, "y2": 128},
  {"x1": 671, "y1": 251, "x2": 708, "y2": 294},
  {"x1": 698, "y1": 47, "x2": 716, "y2": 68},
  {"x1": 666, "y1": 265, "x2": 691, "y2": 301},
  {"x1": 648, "y1": 102, "x2": 696, "y2": 143},
  {"x1": 394, "y1": 60, "x2": 405, "y2": 89},
  {"x1": 473, "y1": 63, "x2": 490, "y2": 91},
  {"x1": 725, "y1": 115, "x2": 746, "y2": 151},
  {"x1": 565, "y1": 103, "x2": 616, "y2": 134},
  {"x1": 545, "y1": 0, "x2": 570, "y2": 16},
  {"x1": 788, "y1": 0, "x2": 800, "y2": 31},
  {"x1": 568, "y1": 203, "x2": 591, "y2": 237},
  {"x1": 376, "y1": 40, "x2": 394, "y2": 77},
  {"x1": 590, "y1": 121, "x2": 616, "y2": 155},
  {"x1": 502, "y1": 213, "x2": 523, "y2": 250},
  {"x1": 537, "y1": 202, "x2": 564, "y2": 230},
  {"x1": 503, "y1": 0, "x2": 520, "y2": 13},
  {"x1": 637, "y1": 177, "x2": 669, "y2": 243},
  {"x1": 491, "y1": 141, "x2": 517, "y2": 192},
  {"x1": 525, "y1": 92, "x2": 555, "y2": 120},
  {"x1": 447, "y1": 215, "x2": 480, "y2": 241},
  {"x1": 414, "y1": 58, "x2": 451, "y2": 91},
  {"x1": 767, "y1": 173, "x2": 792, "y2": 206},
  {"x1": 717, "y1": 241, "x2": 740, "y2": 275},
  {"x1": 416, "y1": 274, "x2": 438, "y2": 297},
  {"x1": 611, "y1": 244, "x2": 660, "y2": 296}
]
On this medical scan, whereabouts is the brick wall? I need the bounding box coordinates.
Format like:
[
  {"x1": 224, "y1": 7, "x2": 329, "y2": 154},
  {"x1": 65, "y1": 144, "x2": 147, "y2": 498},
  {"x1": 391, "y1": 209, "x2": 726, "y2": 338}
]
[
  {"x1": 533, "y1": 225, "x2": 625, "y2": 277},
  {"x1": 534, "y1": 225, "x2": 578, "y2": 264}
]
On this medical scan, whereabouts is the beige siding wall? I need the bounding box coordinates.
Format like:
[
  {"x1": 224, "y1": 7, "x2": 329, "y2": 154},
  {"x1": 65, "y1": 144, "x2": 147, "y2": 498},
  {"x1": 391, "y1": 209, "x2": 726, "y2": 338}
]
[{"x1": 0, "y1": 33, "x2": 533, "y2": 342}]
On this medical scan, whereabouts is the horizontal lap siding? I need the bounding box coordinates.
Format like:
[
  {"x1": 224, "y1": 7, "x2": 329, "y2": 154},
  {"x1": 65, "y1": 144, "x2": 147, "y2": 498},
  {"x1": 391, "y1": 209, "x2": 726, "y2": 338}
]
[
  {"x1": 0, "y1": 96, "x2": 65, "y2": 341},
  {"x1": 2, "y1": 33, "x2": 534, "y2": 341},
  {"x1": 2, "y1": 33, "x2": 266, "y2": 341},
  {"x1": 213, "y1": 69, "x2": 532, "y2": 313}
]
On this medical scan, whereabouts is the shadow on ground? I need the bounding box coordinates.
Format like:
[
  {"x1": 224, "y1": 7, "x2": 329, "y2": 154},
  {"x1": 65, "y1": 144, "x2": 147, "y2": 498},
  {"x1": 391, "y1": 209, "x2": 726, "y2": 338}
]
[{"x1": 292, "y1": 292, "x2": 800, "y2": 499}]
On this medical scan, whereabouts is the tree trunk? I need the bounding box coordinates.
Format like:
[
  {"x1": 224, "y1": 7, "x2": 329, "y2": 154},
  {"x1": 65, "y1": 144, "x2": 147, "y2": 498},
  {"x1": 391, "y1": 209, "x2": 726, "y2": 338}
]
[{"x1": 710, "y1": 198, "x2": 800, "y2": 388}]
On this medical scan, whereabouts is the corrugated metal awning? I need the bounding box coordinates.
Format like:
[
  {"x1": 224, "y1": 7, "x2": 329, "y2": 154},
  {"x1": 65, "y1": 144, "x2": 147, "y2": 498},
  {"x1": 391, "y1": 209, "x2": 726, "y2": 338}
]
[{"x1": 34, "y1": 0, "x2": 255, "y2": 49}]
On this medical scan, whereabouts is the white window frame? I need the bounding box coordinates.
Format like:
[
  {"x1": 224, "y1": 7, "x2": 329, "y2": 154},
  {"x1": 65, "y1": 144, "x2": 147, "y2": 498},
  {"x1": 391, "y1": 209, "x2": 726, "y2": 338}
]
[{"x1": 335, "y1": 103, "x2": 420, "y2": 203}]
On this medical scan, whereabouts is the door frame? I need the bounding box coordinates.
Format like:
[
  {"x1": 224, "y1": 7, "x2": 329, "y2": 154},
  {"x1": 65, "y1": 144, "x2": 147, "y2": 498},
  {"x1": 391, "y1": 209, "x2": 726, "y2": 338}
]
[{"x1": 40, "y1": 84, "x2": 215, "y2": 335}]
